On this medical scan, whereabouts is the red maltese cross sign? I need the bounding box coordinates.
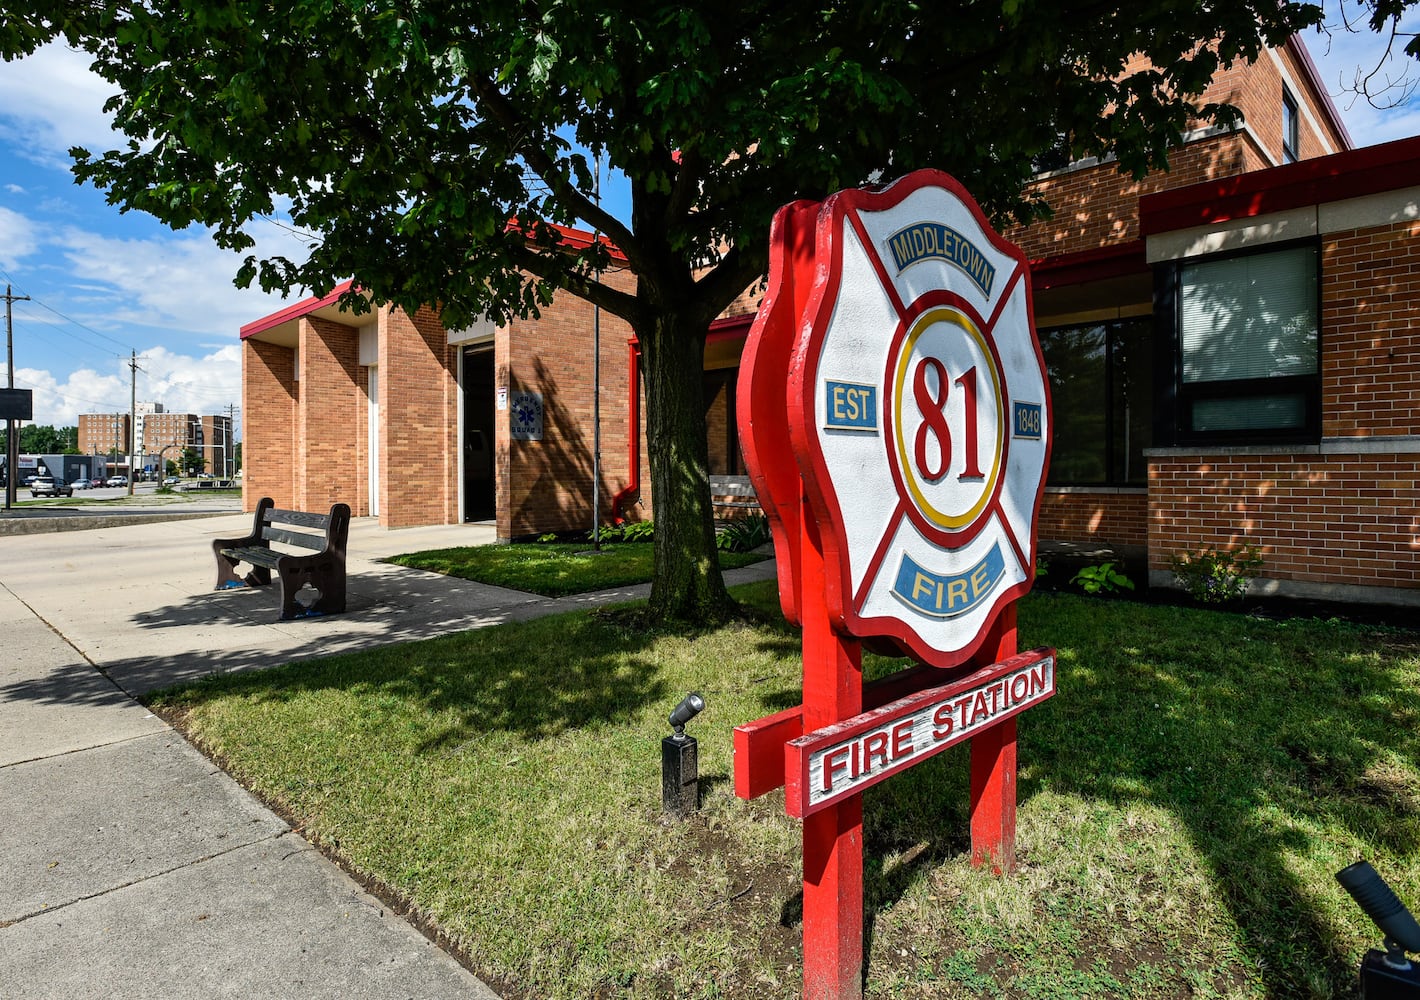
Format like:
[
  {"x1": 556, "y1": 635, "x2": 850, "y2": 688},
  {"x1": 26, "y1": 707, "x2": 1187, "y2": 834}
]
[
  {"x1": 786, "y1": 169, "x2": 1050, "y2": 666},
  {"x1": 734, "y1": 169, "x2": 1055, "y2": 1000}
]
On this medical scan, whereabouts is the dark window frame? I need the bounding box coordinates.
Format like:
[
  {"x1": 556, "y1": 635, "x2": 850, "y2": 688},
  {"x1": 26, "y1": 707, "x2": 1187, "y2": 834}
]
[
  {"x1": 1154, "y1": 239, "x2": 1321, "y2": 448},
  {"x1": 1282, "y1": 87, "x2": 1300, "y2": 164},
  {"x1": 1038, "y1": 316, "x2": 1153, "y2": 487}
]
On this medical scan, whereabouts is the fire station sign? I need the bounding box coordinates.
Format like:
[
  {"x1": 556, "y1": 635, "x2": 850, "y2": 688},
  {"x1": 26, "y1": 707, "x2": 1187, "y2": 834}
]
[
  {"x1": 785, "y1": 649, "x2": 1055, "y2": 818},
  {"x1": 787, "y1": 170, "x2": 1050, "y2": 667},
  {"x1": 736, "y1": 169, "x2": 1054, "y2": 1000}
]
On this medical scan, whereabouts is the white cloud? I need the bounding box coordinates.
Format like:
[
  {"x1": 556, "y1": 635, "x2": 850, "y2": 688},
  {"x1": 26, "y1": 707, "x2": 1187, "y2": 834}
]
[
  {"x1": 12, "y1": 364, "x2": 127, "y2": 427},
  {"x1": 137, "y1": 344, "x2": 243, "y2": 421},
  {"x1": 13, "y1": 342, "x2": 242, "y2": 431},
  {"x1": 0, "y1": 206, "x2": 40, "y2": 270},
  {"x1": 0, "y1": 42, "x2": 124, "y2": 169},
  {"x1": 54, "y1": 222, "x2": 307, "y2": 340}
]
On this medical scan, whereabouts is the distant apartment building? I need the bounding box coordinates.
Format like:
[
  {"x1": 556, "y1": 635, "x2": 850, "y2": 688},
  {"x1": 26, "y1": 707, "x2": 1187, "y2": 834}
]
[
  {"x1": 200, "y1": 415, "x2": 236, "y2": 477},
  {"x1": 77, "y1": 413, "x2": 131, "y2": 456},
  {"x1": 79, "y1": 407, "x2": 235, "y2": 477},
  {"x1": 134, "y1": 401, "x2": 164, "y2": 454}
]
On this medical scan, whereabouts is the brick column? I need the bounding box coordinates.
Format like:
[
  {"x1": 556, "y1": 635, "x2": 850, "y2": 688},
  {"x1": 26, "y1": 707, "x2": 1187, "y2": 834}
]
[
  {"x1": 242, "y1": 338, "x2": 296, "y2": 511},
  {"x1": 297, "y1": 316, "x2": 361, "y2": 514},
  {"x1": 378, "y1": 306, "x2": 458, "y2": 527}
]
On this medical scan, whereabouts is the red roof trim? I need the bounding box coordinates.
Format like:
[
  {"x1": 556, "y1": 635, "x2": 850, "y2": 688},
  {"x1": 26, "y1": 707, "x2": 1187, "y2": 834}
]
[
  {"x1": 1027, "y1": 240, "x2": 1148, "y2": 289},
  {"x1": 1139, "y1": 134, "x2": 1420, "y2": 236},
  {"x1": 507, "y1": 219, "x2": 629, "y2": 262},
  {"x1": 708, "y1": 313, "x2": 754, "y2": 339},
  {"x1": 240, "y1": 280, "x2": 356, "y2": 339},
  {"x1": 240, "y1": 222, "x2": 627, "y2": 338}
]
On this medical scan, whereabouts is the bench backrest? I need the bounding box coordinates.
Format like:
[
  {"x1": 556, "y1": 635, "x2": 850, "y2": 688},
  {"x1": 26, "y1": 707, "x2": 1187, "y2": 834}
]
[
  {"x1": 251, "y1": 497, "x2": 351, "y2": 556},
  {"x1": 708, "y1": 474, "x2": 756, "y2": 497}
]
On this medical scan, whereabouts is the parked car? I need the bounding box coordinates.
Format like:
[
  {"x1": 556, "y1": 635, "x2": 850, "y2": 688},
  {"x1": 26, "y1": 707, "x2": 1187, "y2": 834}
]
[
  {"x1": 163, "y1": 476, "x2": 181, "y2": 485},
  {"x1": 105, "y1": 475, "x2": 129, "y2": 487},
  {"x1": 71, "y1": 477, "x2": 93, "y2": 489},
  {"x1": 30, "y1": 477, "x2": 75, "y2": 498}
]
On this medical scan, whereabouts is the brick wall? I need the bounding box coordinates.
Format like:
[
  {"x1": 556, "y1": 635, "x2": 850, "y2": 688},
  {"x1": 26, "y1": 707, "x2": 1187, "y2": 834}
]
[
  {"x1": 1008, "y1": 46, "x2": 1344, "y2": 263},
  {"x1": 296, "y1": 316, "x2": 361, "y2": 514},
  {"x1": 1148, "y1": 452, "x2": 1419, "y2": 592},
  {"x1": 1144, "y1": 211, "x2": 1420, "y2": 599},
  {"x1": 500, "y1": 268, "x2": 637, "y2": 539},
  {"x1": 1322, "y1": 219, "x2": 1420, "y2": 438},
  {"x1": 241, "y1": 338, "x2": 296, "y2": 511},
  {"x1": 379, "y1": 305, "x2": 458, "y2": 528},
  {"x1": 1040, "y1": 490, "x2": 1148, "y2": 548},
  {"x1": 1007, "y1": 134, "x2": 1251, "y2": 260}
]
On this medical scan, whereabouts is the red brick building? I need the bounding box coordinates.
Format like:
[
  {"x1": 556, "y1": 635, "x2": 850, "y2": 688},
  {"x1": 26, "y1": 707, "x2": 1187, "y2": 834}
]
[
  {"x1": 239, "y1": 35, "x2": 1417, "y2": 607},
  {"x1": 240, "y1": 227, "x2": 643, "y2": 539},
  {"x1": 1001, "y1": 38, "x2": 1418, "y2": 608},
  {"x1": 77, "y1": 412, "x2": 131, "y2": 458}
]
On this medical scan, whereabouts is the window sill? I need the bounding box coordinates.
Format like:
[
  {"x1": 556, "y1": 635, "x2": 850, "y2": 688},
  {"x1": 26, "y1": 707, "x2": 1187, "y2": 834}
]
[
  {"x1": 1146, "y1": 435, "x2": 1420, "y2": 457},
  {"x1": 1045, "y1": 486, "x2": 1148, "y2": 495}
]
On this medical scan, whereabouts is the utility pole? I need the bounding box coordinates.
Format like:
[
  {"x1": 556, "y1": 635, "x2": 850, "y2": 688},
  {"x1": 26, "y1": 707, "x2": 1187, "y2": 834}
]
[
  {"x1": 225, "y1": 402, "x2": 239, "y2": 479},
  {"x1": 591, "y1": 154, "x2": 602, "y2": 550},
  {"x1": 5, "y1": 284, "x2": 31, "y2": 511},
  {"x1": 128, "y1": 351, "x2": 138, "y2": 495}
]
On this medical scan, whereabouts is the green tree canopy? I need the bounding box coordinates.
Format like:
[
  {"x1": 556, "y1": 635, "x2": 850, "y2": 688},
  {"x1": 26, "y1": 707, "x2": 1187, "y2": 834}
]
[
  {"x1": 3, "y1": 0, "x2": 1342, "y2": 620},
  {"x1": 1, "y1": 424, "x2": 78, "y2": 454},
  {"x1": 181, "y1": 447, "x2": 206, "y2": 475}
]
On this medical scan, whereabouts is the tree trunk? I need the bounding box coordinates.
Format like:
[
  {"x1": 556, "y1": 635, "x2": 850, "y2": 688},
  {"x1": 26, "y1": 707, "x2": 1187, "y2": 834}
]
[{"x1": 638, "y1": 309, "x2": 734, "y2": 623}]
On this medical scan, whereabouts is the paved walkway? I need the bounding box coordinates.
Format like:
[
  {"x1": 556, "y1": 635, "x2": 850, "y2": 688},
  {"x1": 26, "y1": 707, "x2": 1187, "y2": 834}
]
[{"x1": 0, "y1": 511, "x2": 777, "y2": 998}]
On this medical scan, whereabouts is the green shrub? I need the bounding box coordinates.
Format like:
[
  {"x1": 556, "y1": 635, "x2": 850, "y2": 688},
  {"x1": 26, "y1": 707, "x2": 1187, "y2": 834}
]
[
  {"x1": 601, "y1": 519, "x2": 653, "y2": 543},
  {"x1": 1071, "y1": 561, "x2": 1135, "y2": 595},
  {"x1": 1169, "y1": 544, "x2": 1264, "y2": 603},
  {"x1": 716, "y1": 514, "x2": 771, "y2": 553}
]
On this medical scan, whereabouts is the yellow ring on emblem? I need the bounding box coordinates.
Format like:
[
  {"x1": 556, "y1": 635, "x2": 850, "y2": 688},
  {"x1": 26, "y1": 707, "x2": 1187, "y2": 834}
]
[{"x1": 891, "y1": 307, "x2": 1003, "y2": 530}]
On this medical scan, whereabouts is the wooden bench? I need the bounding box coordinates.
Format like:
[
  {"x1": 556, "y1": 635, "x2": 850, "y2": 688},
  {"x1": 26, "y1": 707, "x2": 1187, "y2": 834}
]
[
  {"x1": 709, "y1": 474, "x2": 761, "y2": 519},
  {"x1": 212, "y1": 497, "x2": 351, "y2": 620}
]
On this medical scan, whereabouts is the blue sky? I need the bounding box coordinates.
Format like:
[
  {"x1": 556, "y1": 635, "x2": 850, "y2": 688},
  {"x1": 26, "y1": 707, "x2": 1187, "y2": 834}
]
[{"x1": 0, "y1": 6, "x2": 1415, "y2": 433}]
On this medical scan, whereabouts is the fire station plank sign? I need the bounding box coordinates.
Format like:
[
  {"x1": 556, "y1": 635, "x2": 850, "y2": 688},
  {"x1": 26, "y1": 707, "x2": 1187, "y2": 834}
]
[
  {"x1": 787, "y1": 169, "x2": 1051, "y2": 667},
  {"x1": 785, "y1": 649, "x2": 1055, "y2": 818}
]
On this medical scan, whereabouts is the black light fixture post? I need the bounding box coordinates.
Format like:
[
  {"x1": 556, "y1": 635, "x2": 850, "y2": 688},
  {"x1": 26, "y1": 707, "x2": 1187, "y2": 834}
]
[
  {"x1": 1337, "y1": 861, "x2": 1420, "y2": 997},
  {"x1": 662, "y1": 693, "x2": 705, "y2": 819}
]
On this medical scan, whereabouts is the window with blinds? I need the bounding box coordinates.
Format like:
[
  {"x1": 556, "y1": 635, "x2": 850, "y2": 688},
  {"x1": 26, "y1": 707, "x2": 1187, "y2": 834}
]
[{"x1": 1173, "y1": 244, "x2": 1319, "y2": 441}]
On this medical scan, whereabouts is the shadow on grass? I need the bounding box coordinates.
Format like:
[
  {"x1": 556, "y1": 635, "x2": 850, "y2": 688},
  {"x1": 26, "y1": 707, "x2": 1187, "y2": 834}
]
[
  {"x1": 1006, "y1": 593, "x2": 1418, "y2": 996},
  {"x1": 156, "y1": 606, "x2": 695, "y2": 744},
  {"x1": 755, "y1": 590, "x2": 1420, "y2": 996},
  {"x1": 28, "y1": 572, "x2": 1413, "y2": 998}
]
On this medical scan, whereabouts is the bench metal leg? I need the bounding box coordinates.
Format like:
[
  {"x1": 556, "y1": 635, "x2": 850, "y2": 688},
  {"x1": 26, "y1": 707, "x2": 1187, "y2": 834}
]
[
  {"x1": 276, "y1": 560, "x2": 345, "y2": 620},
  {"x1": 213, "y1": 545, "x2": 250, "y2": 590}
]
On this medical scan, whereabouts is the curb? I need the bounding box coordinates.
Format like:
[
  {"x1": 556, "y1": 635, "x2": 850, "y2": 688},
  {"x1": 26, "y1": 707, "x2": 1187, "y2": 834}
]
[{"x1": 0, "y1": 510, "x2": 236, "y2": 535}]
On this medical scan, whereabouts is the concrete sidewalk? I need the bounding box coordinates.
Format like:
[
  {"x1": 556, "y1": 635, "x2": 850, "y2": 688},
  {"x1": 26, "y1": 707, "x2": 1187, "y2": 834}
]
[{"x1": 0, "y1": 513, "x2": 778, "y2": 998}]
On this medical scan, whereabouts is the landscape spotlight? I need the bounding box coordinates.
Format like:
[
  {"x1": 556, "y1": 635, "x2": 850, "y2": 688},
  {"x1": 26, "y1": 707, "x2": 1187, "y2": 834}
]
[
  {"x1": 1336, "y1": 860, "x2": 1420, "y2": 998},
  {"x1": 1337, "y1": 861, "x2": 1420, "y2": 968},
  {"x1": 668, "y1": 692, "x2": 705, "y2": 740}
]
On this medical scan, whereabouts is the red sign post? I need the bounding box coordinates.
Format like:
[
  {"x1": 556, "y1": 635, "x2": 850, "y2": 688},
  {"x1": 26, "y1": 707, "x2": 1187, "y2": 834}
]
[{"x1": 735, "y1": 170, "x2": 1054, "y2": 998}]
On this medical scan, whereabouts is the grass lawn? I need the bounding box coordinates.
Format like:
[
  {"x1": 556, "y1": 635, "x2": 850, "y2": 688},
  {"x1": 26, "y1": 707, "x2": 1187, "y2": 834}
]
[
  {"x1": 387, "y1": 541, "x2": 768, "y2": 597},
  {"x1": 148, "y1": 585, "x2": 1420, "y2": 999}
]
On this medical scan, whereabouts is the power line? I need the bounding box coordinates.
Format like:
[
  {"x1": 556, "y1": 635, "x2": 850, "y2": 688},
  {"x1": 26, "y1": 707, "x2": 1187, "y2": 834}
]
[
  {"x1": 0, "y1": 268, "x2": 137, "y2": 354},
  {"x1": 12, "y1": 305, "x2": 133, "y2": 360}
]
